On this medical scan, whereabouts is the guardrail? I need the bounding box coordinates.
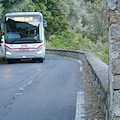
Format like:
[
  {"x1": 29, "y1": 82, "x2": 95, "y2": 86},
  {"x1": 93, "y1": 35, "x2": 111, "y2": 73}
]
[{"x1": 46, "y1": 48, "x2": 108, "y2": 119}]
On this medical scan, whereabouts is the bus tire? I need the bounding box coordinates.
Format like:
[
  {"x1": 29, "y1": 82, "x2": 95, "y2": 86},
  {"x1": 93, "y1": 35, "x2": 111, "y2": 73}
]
[
  {"x1": 39, "y1": 58, "x2": 44, "y2": 63},
  {"x1": 7, "y1": 59, "x2": 13, "y2": 64}
]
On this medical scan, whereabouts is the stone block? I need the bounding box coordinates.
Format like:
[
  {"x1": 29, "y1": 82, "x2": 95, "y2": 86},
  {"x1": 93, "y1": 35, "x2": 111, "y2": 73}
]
[
  {"x1": 109, "y1": 24, "x2": 120, "y2": 41},
  {"x1": 117, "y1": 0, "x2": 120, "y2": 11},
  {"x1": 114, "y1": 116, "x2": 120, "y2": 120},
  {"x1": 113, "y1": 75, "x2": 120, "y2": 90},
  {"x1": 109, "y1": 10, "x2": 120, "y2": 25},
  {"x1": 112, "y1": 42, "x2": 120, "y2": 51},
  {"x1": 112, "y1": 59, "x2": 120, "y2": 74},
  {"x1": 111, "y1": 51, "x2": 119, "y2": 59},
  {"x1": 107, "y1": 0, "x2": 117, "y2": 10},
  {"x1": 113, "y1": 90, "x2": 120, "y2": 116}
]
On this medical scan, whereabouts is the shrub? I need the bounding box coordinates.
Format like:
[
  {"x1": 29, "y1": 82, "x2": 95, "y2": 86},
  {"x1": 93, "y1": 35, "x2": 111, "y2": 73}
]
[
  {"x1": 0, "y1": 56, "x2": 6, "y2": 62},
  {"x1": 93, "y1": 42, "x2": 108, "y2": 64},
  {"x1": 47, "y1": 30, "x2": 95, "y2": 51},
  {"x1": 46, "y1": 30, "x2": 108, "y2": 64}
]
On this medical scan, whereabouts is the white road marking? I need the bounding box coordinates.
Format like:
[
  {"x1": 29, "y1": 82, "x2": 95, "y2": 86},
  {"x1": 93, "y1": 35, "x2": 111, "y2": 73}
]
[
  {"x1": 23, "y1": 85, "x2": 27, "y2": 87},
  {"x1": 75, "y1": 92, "x2": 85, "y2": 120},
  {"x1": 77, "y1": 60, "x2": 83, "y2": 72},
  {"x1": 27, "y1": 80, "x2": 33, "y2": 85},
  {"x1": 19, "y1": 87, "x2": 25, "y2": 91},
  {"x1": 80, "y1": 67, "x2": 83, "y2": 72},
  {"x1": 15, "y1": 93, "x2": 23, "y2": 96},
  {"x1": 77, "y1": 60, "x2": 82, "y2": 66}
]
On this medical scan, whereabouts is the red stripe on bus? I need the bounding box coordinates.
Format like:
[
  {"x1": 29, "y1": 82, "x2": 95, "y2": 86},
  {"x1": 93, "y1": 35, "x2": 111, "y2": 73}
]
[{"x1": 5, "y1": 44, "x2": 44, "y2": 50}]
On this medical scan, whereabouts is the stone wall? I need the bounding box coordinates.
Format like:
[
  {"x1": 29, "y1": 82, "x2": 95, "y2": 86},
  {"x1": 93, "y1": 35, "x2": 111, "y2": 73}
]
[
  {"x1": 107, "y1": 0, "x2": 120, "y2": 119},
  {"x1": 46, "y1": 48, "x2": 108, "y2": 119}
]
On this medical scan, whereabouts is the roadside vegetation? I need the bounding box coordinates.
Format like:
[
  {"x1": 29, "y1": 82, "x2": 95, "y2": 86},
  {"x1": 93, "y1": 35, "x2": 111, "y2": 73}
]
[
  {"x1": 0, "y1": 0, "x2": 108, "y2": 64},
  {"x1": 46, "y1": 30, "x2": 108, "y2": 64},
  {"x1": 0, "y1": 56, "x2": 5, "y2": 62}
]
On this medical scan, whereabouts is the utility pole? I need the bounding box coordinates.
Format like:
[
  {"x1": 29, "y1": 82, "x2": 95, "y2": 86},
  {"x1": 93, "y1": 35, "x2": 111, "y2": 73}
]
[{"x1": 107, "y1": 0, "x2": 120, "y2": 119}]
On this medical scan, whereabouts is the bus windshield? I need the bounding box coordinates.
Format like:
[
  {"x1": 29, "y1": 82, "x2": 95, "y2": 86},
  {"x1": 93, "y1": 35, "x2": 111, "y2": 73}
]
[{"x1": 5, "y1": 17, "x2": 41, "y2": 44}]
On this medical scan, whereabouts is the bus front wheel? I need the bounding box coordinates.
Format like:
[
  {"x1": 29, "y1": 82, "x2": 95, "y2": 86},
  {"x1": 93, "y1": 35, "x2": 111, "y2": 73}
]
[
  {"x1": 7, "y1": 59, "x2": 13, "y2": 64},
  {"x1": 39, "y1": 58, "x2": 45, "y2": 63}
]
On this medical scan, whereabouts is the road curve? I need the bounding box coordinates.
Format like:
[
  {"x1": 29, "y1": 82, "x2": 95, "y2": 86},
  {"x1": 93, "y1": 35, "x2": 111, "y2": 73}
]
[{"x1": 0, "y1": 55, "x2": 84, "y2": 120}]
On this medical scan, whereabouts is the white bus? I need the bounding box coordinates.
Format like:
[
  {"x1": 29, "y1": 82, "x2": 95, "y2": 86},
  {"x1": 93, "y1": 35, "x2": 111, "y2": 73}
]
[{"x1": 1, "y1": 12, "x2": 47, "y2": 63}]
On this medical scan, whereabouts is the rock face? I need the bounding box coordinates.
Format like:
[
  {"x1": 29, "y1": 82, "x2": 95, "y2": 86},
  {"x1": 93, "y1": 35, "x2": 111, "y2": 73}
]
[{"x1": 107, "y1": 0, "x2": 120, "y2": 119}]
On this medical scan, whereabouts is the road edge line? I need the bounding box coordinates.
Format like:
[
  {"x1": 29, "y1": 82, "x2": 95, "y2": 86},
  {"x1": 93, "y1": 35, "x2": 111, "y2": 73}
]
[{"x1": 75, "y1": 92, "x2": 85, "y2": 120}]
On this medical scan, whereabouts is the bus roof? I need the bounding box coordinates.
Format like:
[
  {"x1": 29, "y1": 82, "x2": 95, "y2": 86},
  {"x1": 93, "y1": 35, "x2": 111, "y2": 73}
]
[{"x1": 5, "y1": 12, "x2": 43, "y2": 17}]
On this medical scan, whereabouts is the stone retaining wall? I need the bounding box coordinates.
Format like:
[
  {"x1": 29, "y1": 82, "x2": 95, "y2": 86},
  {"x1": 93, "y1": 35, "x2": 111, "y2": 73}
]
[
  {"x1": 46, "y1": 48, "x2": 108, "y2": 119},
  {"x1": 107, "y1": 0, "x2": 120, "y2": 119}
]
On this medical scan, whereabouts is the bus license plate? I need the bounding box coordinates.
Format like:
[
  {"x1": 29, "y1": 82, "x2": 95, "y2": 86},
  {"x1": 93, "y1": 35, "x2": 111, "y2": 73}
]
[
  {"x1": 19, "y1": 49, "x2": 29, "y2": 52},
  {"x1": 21, "y1": 56, "x2": 27, "y2": 58}
]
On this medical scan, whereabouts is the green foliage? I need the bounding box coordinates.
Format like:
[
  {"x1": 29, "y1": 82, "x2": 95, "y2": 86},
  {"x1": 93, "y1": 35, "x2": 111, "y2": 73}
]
[
  {"x1": 67, "y1": 0, "x2": 107, "y2": 44},
  {"x1": 0, "y1": 0, "x2": 70, "y2": 40},
  {"x1": 0, "y1": 0, "x2": 108, "y2": 64},
  {"x1": 83, "y1": 0, "x2": 97, "y2": 3},
  {"x1": 47, "y1": 30, "x2": 78, "y2": 50},
  {"x1": 47, "y1": 30, "x2": 108, "y2": 64},
  {"x1": 22, "y1": 0, "x2": 70, "y2": 39},
  {"x1": 93, "y1": 42, "x2": 108, "y2": 64},
  {"x1": 0, "y1": 2, "x2": 4, "y2": 20},
  {"x1": 83, "y1": 0, "x2": 107, "y2": 43},
  {"x1": 47, "y1": 30, "x2": 95, "y2": 51},
  {"x1": 0, "y1": 56, "x2": 6, "y2": 62},
  {"x1": 1, "y1": 0, "x2": 30, "y2": 16}
]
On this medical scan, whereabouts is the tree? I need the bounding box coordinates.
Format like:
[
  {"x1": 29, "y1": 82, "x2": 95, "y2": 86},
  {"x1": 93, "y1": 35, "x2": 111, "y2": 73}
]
[
  {"x1": 1, "y1": 0, "x2": 30, "y2": 16},
  {"x1": 0, "y1": 0, "x2": 31, "y2": 42},
  {"x1": 0, "y1": 1, "x2": 4, "y2": 20},
  {"x1": 83, "y1": 0, "x2": 97, "y2": 3},
  {"x1": 85, "y1": 0, "x2": 107, "y2": 43},
  {"x1": 23, "y1": 0, "x2": 70, "y2": 39},
  {"x1": 67, "y1": 0, "x2": 90, "y2": 36}
]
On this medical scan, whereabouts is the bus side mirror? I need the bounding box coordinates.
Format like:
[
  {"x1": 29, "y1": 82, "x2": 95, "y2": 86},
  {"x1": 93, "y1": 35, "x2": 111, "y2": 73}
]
[{"x1": 43, "y1": 20, "x2": 47, "y2": 28}]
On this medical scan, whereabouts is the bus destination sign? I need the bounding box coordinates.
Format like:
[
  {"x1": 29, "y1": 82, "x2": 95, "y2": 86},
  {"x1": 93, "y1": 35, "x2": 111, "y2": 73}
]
[
  {"x1": 13, "y1": 17, "x2": 33, "y2": 22},
  {"x1": 6, "y1": 16, "x2": 39, "y2": 22}
]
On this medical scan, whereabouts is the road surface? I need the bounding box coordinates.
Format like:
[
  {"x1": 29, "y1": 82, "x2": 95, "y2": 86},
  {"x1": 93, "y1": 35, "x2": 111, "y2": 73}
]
[{"x1": 0, "y1": 55, "x2": 84, "y2": 120}]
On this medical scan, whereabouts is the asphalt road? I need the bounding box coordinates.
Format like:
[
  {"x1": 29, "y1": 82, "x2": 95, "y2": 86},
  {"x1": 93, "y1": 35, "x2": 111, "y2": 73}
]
[{"x1": 0, "y1": 55, "x2": 84, "y2": 120}]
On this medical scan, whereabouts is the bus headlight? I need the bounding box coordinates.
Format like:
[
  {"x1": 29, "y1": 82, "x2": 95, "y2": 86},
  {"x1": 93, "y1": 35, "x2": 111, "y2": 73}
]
[
  {"x1": 6, "y1": 50, "x2": 12, "y2": 55},
  {"x1": 36, "y1": 49, "x2": 43, "y2": 55}
]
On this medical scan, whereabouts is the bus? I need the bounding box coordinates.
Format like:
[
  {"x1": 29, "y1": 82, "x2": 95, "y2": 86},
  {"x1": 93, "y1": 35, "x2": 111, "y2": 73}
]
[{"x1": 1, "y1": 12, "x2": 47, "y2": 63}]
